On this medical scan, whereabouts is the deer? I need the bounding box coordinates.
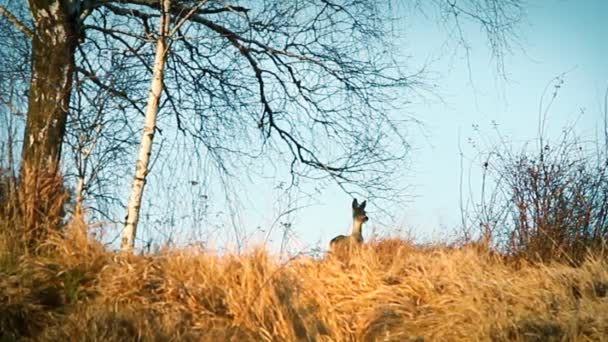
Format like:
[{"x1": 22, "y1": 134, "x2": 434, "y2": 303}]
[{"x1": 330, "y1": 198, "x2": 368, "y2": 250}]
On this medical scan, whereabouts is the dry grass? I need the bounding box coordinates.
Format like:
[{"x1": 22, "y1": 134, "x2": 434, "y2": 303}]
[
  {"x1": 0, "y1": 164, "x2": 69, "y2": 259},
  {"x1": 1, "y1": 220, "x2": 607, "y2": 341}
]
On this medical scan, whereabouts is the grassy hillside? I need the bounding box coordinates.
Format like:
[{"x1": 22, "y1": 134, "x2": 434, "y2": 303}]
[{"x1": 1, "y1": 218, "x2": 607, "y2": 341}]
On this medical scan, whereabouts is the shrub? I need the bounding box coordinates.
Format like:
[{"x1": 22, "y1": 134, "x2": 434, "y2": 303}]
[{"x1": 473, "y1": 129, "x2": 608, "y2": 264}]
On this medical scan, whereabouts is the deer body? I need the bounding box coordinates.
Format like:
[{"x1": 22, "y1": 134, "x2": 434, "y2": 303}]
[{"x1": 330, "y1": 198, "x2": 368, "y2": 249}]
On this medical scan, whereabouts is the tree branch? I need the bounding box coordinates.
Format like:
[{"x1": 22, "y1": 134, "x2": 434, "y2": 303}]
[
  {"x1": 197, "y1": 5, "x2": 249, "y2": 15},
  {"x1": 0, "y1": 6, "x2": 33, "y2": 38},
  {"x1": 76, "y1": 66, "x2": 145, "y2": 117},
  {"x1": 122, "y1": 0, "x2": 390, "y2": 179}
]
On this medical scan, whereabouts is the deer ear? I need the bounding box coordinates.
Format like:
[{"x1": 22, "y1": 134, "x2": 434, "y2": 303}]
[
  {"x1": 352, "y1": 198, "x2": 358, "y2": 209},
  {"x1": 360, "y1": 200, "x2": 367, "y2": 210}
]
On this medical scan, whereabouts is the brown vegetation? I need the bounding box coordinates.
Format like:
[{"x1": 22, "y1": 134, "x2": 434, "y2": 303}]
[
  {"x1": 468, "y1": 129, "x2": 608, "y2": 266},
  {"x1": 1, "y1": 215, "x2": 607, "y2": 341},
  {"x1": 1, "y1": 165, "x2": 69, "y2": 258}
]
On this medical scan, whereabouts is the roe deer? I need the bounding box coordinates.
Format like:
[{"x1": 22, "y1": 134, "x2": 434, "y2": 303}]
[{"x1": 330, "y1": 198, "x2": 368, "y2": 249}]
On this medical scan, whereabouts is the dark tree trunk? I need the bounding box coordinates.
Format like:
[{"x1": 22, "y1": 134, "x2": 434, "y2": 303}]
[
  {"x1": 22, "y1": 0, "x2": 79, "y2": 170},
  {"x1": 19, "y1": 0, "x2": 80, "y2": 250}
]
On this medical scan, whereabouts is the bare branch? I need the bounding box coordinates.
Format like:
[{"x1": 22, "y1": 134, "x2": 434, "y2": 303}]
[
  {"x1": 0, "y1": 5, "x2": 33, "y2": 37},
  {"x1": 75, "y1": 66, "x2": 145, "y2": 117}
]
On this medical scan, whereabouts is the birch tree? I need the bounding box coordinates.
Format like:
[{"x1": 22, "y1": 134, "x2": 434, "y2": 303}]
[{"x1": 122, "y1": 0, "x2": 183, "y2": 251}]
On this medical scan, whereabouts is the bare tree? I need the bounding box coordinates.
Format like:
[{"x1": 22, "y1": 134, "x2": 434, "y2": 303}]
[{"x1": 0, "y1": 0, "x2": 525, "y2": 250}]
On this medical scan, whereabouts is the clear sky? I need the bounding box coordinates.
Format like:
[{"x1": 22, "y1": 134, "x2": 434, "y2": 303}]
[
  {"x1": 395, "y1": 0, "x2": 608, "y2": 241},
  {"x1": 132, "y1": 0, "x2": 608, "y2": 254}
]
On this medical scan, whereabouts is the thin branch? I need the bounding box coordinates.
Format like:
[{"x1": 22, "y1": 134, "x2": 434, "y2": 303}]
[
  {"x1": 103, "y1": 3, "x2": 158, "y2": 21},
  {"x1": 198, "y1": 5, "x2": 249, "y2": 15},
  {"x1": 169, "y1": 0, "x2": 209, "y2": 37},
  {"x1": 0, "y1": 6, "x2": 33, "y2": 38},
  {"x1": 75, "y1": 66, "x2": 145, "y2": 117}
]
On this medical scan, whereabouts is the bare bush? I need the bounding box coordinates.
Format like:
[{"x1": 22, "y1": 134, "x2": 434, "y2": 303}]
[{"x1": 468, "y1": 123, "x2": 608, "y2": 264}]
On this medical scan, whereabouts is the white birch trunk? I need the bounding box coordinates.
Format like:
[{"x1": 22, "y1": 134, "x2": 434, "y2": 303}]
[
  {"x1": 121, "y1": 0, "x2": 171, "y2": 252},
  {"x1": 75, "y1": 176, "x2": 85, "y2": 211}
]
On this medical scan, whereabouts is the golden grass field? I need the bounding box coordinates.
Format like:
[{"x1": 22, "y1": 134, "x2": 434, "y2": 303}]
[{"x1": 1, "y1": 216, "x2": 607, "y2": 341}]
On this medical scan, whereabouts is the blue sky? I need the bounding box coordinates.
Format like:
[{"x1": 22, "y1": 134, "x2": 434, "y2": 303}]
[
  {"x1": 396, "y1": 0, "x2": 608, "y2": 240},
  {"x1": 268, "y1": 0, "x2": 608, "y2": 251},
  {"x1": 132, "y1": 1, "x2": 608, "y2": 253}
]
